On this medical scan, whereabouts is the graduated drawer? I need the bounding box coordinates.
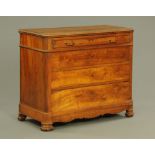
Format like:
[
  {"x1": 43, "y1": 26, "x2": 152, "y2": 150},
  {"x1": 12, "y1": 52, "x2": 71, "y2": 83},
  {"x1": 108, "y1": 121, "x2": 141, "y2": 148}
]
[
  {"x1": 51, "y1": 63, "x2": 130, "y2": 90},
  {"x1": 50, "y1": 82, "x2": 130, "y2": 116},
  {"x1": 50, "y1": 46, "x2": 130, "y2": 71},
  {"x1": 51, "y1": 33, "x2": 130, "y2": 49}
]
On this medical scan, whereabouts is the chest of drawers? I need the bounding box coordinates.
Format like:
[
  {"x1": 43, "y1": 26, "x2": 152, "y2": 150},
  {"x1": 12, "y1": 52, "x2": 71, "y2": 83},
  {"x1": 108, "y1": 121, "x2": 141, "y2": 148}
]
[{"x1": 18, "y1": 25, "x2": 134, "y2": 131}]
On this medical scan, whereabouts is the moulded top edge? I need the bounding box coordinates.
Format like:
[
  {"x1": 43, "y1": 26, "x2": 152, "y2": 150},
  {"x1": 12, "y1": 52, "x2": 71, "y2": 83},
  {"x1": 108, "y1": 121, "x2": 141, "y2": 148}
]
[{"x1": 18, "y1": 25, "x2": 134, "y2": 37}]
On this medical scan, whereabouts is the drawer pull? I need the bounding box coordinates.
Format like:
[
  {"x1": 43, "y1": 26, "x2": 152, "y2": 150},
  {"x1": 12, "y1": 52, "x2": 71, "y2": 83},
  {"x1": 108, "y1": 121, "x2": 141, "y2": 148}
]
[
  {"x1": 108, "y1": 38, "x2": 116, "y2": 43},
  {"x1": 64, "y1": 41, "x2": 74, "y2": 46}
]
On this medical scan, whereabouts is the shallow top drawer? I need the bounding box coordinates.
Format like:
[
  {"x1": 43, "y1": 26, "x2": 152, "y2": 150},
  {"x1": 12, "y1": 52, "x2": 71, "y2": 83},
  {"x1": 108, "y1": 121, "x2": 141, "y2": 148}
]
[{"x1": 51, "y1": 33, "x2": 131, "y2": 49}]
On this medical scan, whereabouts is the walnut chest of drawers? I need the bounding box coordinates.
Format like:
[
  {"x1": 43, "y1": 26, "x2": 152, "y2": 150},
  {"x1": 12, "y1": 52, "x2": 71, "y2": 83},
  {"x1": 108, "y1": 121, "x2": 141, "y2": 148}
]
[{"x1": 18, "y1": 25, "x2": 134, "y2": 131}]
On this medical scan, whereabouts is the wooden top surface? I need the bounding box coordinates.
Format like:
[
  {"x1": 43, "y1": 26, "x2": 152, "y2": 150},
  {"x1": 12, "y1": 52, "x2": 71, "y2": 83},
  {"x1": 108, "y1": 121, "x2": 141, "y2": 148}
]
[{"x1": 19, "y1": 25, "x2": 133, "y2": 37}]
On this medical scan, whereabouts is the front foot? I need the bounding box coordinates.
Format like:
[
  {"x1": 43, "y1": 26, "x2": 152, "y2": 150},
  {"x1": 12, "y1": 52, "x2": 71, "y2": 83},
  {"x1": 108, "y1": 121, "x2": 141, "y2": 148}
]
[
  {"x1": 125, "y1": 106, "x2": 134, "y2": 117},
  {"x1": 18, "y1": 113, "x2": 27, "y2": 121},
  {"x1": 41, "y1": 123, "x2": 54, "y2": 131}
]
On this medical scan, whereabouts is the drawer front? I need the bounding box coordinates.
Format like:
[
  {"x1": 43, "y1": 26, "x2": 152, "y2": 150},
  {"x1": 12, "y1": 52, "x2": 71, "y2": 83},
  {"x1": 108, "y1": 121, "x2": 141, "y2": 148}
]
[
  {"x1": 50, "y1": 46, "x2": 130, "y2": 71},
  {"x1": 51, "y1": 63, "x2": 130, "y2": 90},
  {"x1": 52, "y1": 33, "x2": 130, "y2": 49},
  {"x1": 50, "y1": 82, "x2": 130, "y2": 116},
  {"x1": 53, "y1": 36, "x2": 116, "y2": 49}
]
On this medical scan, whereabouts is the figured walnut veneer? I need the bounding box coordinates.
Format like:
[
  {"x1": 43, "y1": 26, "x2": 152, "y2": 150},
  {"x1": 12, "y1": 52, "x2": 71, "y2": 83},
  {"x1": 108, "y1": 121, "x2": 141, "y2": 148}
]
[{"x1": 18, "y1": 25, "x2": 134, "y2": 131}]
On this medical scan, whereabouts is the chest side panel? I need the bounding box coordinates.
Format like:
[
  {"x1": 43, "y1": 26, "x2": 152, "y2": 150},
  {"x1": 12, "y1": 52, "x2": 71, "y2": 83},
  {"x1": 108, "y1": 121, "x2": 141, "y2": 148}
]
[{"x1": 20, "y1": 48, "x2": 48, "y2": 111}]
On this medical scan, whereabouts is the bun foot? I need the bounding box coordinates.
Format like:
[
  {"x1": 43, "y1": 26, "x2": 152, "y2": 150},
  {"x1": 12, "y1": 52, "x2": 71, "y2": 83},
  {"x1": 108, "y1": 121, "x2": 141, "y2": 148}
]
[
  {"x1": 125, "y1": 106, "x2": 134, "y2": 117},
  {"x1": 18, "y1": 113, "x2": 27, "y2": 121},
  {"x1": 41, "y1": 123, "x2": 54, "y2": 131}
]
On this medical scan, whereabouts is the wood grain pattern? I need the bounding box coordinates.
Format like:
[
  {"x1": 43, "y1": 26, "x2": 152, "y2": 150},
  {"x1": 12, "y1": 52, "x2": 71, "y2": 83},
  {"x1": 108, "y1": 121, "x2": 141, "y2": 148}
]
[
  {"x1": 52, "y1": 102, "x2": 132, "y2": 122},
  {"x1": 53, "y1": 35, "x2": 116, "y2": 49},
  {"x1": 19, "y1": 100, "x2": 132, "y2": 124},
  {"x1": 49, "y1": 46, "x2": 130, "y2": 71},
  {"x1": 51, "y1": 33, "x2": 130, "y2": 49},
  {"x1": 20, "y1": 48, "x2": 48, "y2": 111},
  {"x1": 20, "y1": 32, "x2": 132, "y2": 52},
  {"x1": 18, "y1": 25, "x2": 134, "y2": 131},
  {"x1": 50, "y1": 82, "x2": 130, "y2": 116},
  {"x1": 20, "y1": 33, "x2": 48, "y2": 50},
  {"x1": 19, "y1": 25, "x2": 133, "y2": 37},
  {"x1": 51, "y1": 63, "x2": 130, "y2": 90}
]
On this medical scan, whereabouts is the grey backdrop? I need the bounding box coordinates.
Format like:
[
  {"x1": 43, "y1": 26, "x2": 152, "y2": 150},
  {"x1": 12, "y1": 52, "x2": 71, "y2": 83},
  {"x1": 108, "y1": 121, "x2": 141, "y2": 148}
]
[{"x1": 0, "y1": 16, "x2": 154, "y2": 138}]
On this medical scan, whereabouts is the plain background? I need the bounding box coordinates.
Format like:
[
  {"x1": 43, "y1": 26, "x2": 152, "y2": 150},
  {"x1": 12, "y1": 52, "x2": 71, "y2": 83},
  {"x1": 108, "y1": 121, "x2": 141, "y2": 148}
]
[{"x1": 0, "y1": 16, "x2": 155, "y2": 138}]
